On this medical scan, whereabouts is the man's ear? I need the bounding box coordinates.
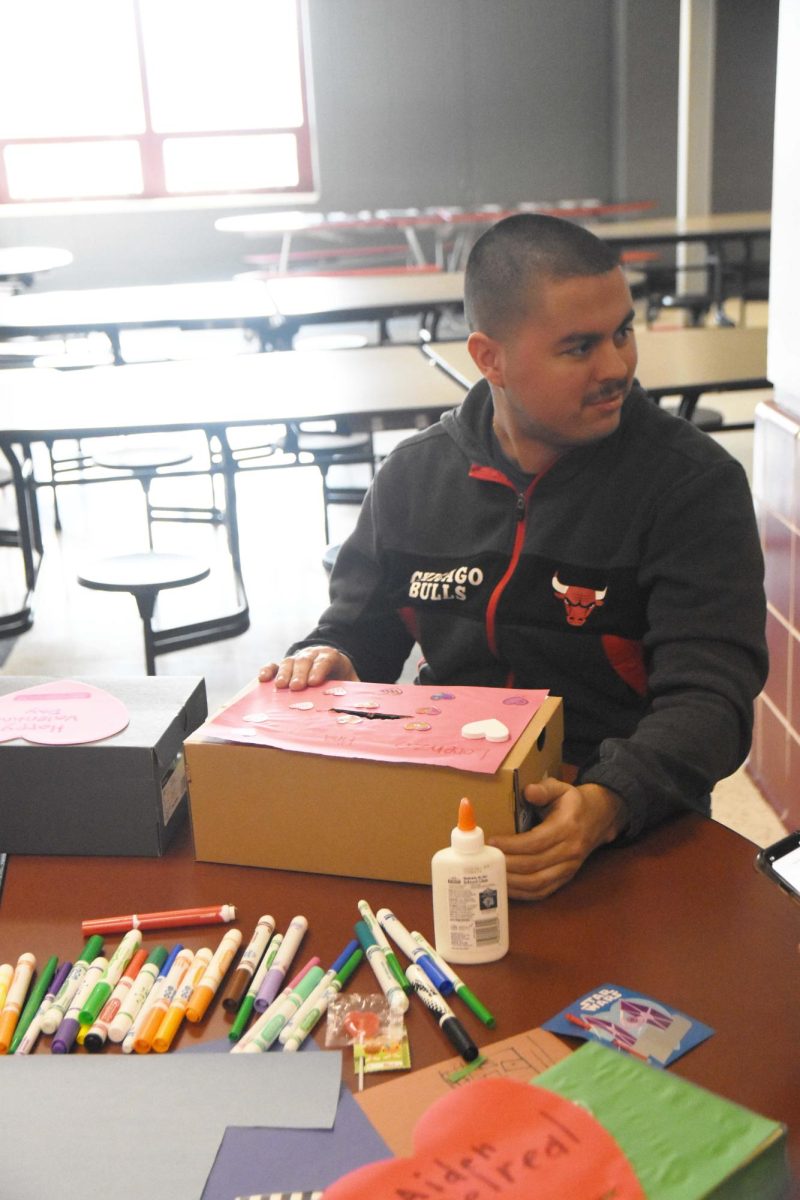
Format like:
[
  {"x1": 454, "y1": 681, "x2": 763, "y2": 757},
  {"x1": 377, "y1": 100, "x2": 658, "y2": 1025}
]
[{"x1": 467, "y1": 331, "x2": 505, "y2": 388}]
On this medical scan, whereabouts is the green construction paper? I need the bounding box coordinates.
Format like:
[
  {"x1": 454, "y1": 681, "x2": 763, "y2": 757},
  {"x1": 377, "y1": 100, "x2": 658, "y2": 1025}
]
[{"x1": 536, "y1": 1042, "x2": 789, "y2": 1200}]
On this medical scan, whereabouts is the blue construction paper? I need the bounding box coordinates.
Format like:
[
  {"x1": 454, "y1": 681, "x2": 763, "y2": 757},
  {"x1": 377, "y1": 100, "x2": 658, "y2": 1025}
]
[
  {"x1": 542, "y1": 982, "x2": 714, "y2": 1067},
  {"x1": 201, "y1": 1085, "x2": 392, "y2": 1200}
]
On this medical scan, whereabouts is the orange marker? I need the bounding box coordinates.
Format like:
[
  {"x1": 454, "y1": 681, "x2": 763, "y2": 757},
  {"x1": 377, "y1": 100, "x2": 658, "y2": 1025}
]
[
  {"x1": 0, "y1": 963, "x2": 14, "y2": 1011},
  {"x1": 186, "y1": 928, "x2": 242, "y2": 1023},
  {"x1": 0, "y1": 952, "x2": 36, "y2": 1054},
  {"x1": 152, "y1": 947, "x2": 213, "y2": 1053},
  {"x1": 132, "y1": 947, "x2": 193, "y2": 1054}
]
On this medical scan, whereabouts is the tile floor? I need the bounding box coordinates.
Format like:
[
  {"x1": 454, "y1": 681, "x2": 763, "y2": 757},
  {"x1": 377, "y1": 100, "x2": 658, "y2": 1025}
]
[{"x1": 0, "y1": 302, "x2": 786, "y2": 851}]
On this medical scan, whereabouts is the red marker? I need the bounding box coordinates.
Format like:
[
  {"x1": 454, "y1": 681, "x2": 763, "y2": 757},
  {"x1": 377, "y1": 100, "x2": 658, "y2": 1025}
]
[{"x1": 81, "y1": 904, "x2": 237, "y2": 937}]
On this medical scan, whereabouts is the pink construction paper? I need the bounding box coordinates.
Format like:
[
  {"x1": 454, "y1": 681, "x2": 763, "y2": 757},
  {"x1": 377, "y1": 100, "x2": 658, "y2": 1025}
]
[
  {"x1": 201, "y1": 680, "x2": 548, "y2": 774},
  {"x1": 0, "y1": 680, "x2": 130, "y2": 745}
]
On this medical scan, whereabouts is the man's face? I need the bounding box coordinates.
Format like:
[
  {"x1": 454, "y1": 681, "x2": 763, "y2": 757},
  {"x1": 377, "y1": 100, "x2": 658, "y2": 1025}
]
[{"x1": 478, "y1": 266, "x2": 638, "y2": 469}]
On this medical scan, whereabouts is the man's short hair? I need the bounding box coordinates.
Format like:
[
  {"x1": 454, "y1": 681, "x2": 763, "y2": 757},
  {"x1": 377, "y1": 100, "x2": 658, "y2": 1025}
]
[{"x1": 464, "y1": 213, "x2": 620, "y2": 338}]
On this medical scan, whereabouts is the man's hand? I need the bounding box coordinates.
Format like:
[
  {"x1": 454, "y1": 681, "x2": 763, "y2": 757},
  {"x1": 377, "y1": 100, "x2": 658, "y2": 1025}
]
[
  {"x1": 489, "y1": 777, "x2": 626, "y2": 900},
  {"x1": 258, "y1": 646, "x2": 359, "y2": 690}
]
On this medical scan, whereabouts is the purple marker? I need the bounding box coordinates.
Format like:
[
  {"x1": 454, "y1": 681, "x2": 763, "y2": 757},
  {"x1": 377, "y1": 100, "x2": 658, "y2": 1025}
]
[
  {"x1": 254, "y1": 916, "x2": 307, "y2": 1012},
  {"x1": 15, "y1": 961, "x2": 73, "y2": 1055},
  {"x1": 51, "y1": 956, "x2": 108, "y2": 1054}
]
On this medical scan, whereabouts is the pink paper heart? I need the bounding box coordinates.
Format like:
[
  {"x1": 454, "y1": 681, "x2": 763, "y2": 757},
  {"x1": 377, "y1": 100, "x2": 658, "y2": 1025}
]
[
  {"x1": 0, "y1": 680, "x2": 130, "y2": 745},
  {"x1": 326, "y1": 1077, "x2": 645, "y2": 1199}
]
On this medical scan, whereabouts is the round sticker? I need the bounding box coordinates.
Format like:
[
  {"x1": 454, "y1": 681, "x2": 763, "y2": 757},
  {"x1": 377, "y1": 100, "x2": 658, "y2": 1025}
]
[
  {"x1": 404, "y1": 720, "x2": 431, "y2": 732},
  {"x1": 323, "y1": 686, "x2": 348, "y2": 696},
  {"x1": 337, "y1": 714, "x2": 364, "y2": 725},
  {"x1": 350, "y1": 699, "x2": 380, "y2": 710},
  {"x1": 289, "y1": 701, "x2": 315, "y2": 710},
  {"x1": 380, "y1": 687, "x2": 403, "y2": 695},
  {"x1": 430, "y1": 692, "x2": 455, "y2": 701},
  {"x1": 242, "y1": 712, "x2": 271, "y2": 723},
  {"x1": 416, "y1": 706, "x2": 441, "y2": 716},
  {"x1": 503, "y1": 696, "x2": 529, "y2": 706}
]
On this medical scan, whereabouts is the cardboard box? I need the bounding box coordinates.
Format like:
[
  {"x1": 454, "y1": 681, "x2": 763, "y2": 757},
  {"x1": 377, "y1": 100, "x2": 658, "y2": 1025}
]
[
  {"x1": 0, "y1": 676, "x2": 207, "y2": 856},
  {"x1": 185, "y1": 694, "x2": 562, "y2": 884}
]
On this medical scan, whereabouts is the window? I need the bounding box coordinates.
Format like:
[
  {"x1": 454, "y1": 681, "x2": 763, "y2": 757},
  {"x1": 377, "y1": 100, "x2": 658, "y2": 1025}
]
[{"x1": 0, "y1": 0, "x2": 315, "y2": 203}]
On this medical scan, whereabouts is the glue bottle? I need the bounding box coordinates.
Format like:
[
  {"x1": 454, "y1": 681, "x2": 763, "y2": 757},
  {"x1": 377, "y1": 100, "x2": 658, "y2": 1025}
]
[{"x1": 431, "y1": 796, "x2": 509, "y2": 964}]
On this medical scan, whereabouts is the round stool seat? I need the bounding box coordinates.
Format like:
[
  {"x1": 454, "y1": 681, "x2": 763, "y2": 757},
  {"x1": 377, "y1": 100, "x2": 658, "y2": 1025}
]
[
  {"x1": 78, "y1": 552, "x2": 210, "y2": 594},
  {"x1": 92, "y1": 446, "x2": 193, "y2": 471}
]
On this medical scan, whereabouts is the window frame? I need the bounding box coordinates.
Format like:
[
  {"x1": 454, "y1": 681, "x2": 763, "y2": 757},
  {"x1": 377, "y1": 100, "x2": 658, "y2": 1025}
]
[{"x1": 0, "y1": 0, "x2": 317, "y2": 207}]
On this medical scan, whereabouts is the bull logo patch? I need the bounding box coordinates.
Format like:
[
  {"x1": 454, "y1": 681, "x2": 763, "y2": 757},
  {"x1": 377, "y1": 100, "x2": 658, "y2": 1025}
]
[{"x1": 552, "y1": 572, "x2": 607, "y2": 627}]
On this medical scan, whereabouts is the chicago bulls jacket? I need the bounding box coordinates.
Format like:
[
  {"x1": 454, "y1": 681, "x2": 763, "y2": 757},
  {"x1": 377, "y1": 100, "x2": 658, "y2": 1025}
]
[{"x1": 290, "y1": 378, "x2": 768, "y2": 838}]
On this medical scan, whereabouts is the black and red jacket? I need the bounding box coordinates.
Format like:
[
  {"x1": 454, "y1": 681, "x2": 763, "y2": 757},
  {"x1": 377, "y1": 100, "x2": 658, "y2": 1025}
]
[{"x1": 290, "y1": 379, "x2": 768, "y2": 837}]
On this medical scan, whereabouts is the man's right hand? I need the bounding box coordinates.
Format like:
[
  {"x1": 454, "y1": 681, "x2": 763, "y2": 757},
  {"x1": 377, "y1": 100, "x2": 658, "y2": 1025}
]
[{"x1": 258, "y1": 646, "x2": 359, "y2": 690}]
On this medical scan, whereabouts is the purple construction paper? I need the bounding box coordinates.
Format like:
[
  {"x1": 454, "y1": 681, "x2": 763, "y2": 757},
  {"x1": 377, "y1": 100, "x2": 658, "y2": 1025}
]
[{"x1": 200, "y1": 1085, "x2": 392, "y2": 1200}]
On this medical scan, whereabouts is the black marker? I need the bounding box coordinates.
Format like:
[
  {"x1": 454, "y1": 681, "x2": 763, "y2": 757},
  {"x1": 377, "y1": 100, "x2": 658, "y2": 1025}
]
[{"x1": 406, "y1": 963, "x2": 480, "y2": 1062}]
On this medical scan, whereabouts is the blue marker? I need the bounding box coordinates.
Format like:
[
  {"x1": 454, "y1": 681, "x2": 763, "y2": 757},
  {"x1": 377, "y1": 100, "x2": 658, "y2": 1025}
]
[{"x1": 377, "y1": 908, "x2": 453, "y2": 994}]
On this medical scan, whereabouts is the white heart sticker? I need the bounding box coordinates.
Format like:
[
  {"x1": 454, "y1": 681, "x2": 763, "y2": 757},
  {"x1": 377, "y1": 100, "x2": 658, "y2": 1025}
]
[{"x1": 460, "y1": 718, "x2": 510, "y2": 743}]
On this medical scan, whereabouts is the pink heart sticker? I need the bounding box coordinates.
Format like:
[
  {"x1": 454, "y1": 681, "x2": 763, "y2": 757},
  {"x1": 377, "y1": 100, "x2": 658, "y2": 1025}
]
[{"x1": 0, "y1": 680, "x2": 130, "y2": 745}]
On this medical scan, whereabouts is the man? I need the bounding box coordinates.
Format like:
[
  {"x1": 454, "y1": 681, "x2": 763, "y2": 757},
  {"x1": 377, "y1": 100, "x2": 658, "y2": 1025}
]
[{"x1": 259, "y1": 214, "x2": 767, "y2": 899}]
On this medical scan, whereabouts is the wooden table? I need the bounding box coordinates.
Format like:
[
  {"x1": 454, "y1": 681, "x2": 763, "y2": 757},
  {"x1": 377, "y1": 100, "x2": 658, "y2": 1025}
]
[
  {"x1": 423, "y1": 326, "x2": 770, "y2": 424},
  {"x1": 1, "y1": 811, "x2": 797, "y2": 1184},
  {"x1": 0, "y1": 345, "x2": 465, "y2": 636}
]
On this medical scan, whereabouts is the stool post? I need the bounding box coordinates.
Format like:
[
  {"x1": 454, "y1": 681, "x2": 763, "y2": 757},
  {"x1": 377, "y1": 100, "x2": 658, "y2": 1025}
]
[{"x1": 132, "y1": 588, "x2": 159, "y2": 675}]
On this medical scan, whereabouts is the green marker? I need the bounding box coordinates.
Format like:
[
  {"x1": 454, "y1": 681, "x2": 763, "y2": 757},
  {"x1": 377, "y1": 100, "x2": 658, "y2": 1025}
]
[
  {"x1": 229, "y1": 931, "x2": 284, "y2": 1042},
  {"x1": 79, "y1": 929, "x2": 141, "y2": 1026},
  {"x1": 9, "y1": 955, "x2": 58, "y2": 1054},
  {"x1": 358, "y1": 900, "x2": 409, "y2": 991},
  {"x1": 412, "y1": 932, "x2": 496, "y2": 1028},
  {"x1": 239, "y1": 965, "x2": 325, "y2": 1053},
  {"x1": 39, "y1": 934, "x2": 105, "y2": 1035},
  {"x1": 283, "y1": 945, "x2": 365, "y2": 1053}
]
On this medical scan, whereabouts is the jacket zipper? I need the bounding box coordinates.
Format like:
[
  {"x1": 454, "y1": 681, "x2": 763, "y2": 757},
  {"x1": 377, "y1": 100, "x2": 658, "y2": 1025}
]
[{"x1": 468, "y1": 463, "x2": 553, "y2": 676}]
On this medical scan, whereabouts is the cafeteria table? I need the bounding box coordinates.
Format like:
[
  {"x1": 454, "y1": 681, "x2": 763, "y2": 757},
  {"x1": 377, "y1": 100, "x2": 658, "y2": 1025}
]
[
  {"x1": 1, "y1": 808, "x2": 798, "y2": 1186},
  {"x1": 0, "y1": 345, "x2": 466, "y2": 636},
  {"x1": 422, "y1": 326, "x2": 770, "y2": 425}
]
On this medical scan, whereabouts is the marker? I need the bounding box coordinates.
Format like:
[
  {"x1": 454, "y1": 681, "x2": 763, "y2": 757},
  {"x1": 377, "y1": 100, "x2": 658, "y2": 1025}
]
[
  {"x1": 358, "y1": 901, "x2": 409, "y2": 991},
  {"x1": 133, "y1": 947, "x2": 194, "y2": 1053},
  {"x1": 83, "y1": 948, "x2": 149, "y2": 1052},
  {"x1": 121, "y1": 944, "x2": 182, "y2": 1053},
  {"x1": 354, "y1": 920, "x2": 408, "y2": 1014},
  {"x1": 0, "y1": 964, "x2": 14, "y2": 1010},
  {"x1": 79, "y1": 929, "x2": 142, "y2": 1026},
  {"x1": 0, "y1": 952, "x2": 37, "y2": 1054},
  {"x1": 227, "y1": 934, "x2": 282, "y2": 1043},
  {"x1": 279, "y1": 938, "x2": 359, "y2": 1045},
  {"x1": 222, "y1": 914, "x2": 275, "y2": 1012},
  {"x1": 153, "y1": 947, "x2": 213, "y2": 1052},
  {"x1": 254, "y1": 916, "x2": 307, "y2": 1012},
  {"x1": 282, "y1": 944, "x2": 364, "y2": 1052},
  {"x1": 186, "y1": 928, "x2": 243, "y2": 1022},
  {"x1": 40, "y1": 935, "x2": 105, "y2": 1035},
  {"x1": 51, "y1": 956, "x2": 108, "y2": 1054},
  {"x1": 81, "y1": 904, "x2": 237, "y2": 937},
  {"x1": 411, "y1": 932, "x2": 496, "y2": 1028},
  {"x1": 233, "y1": 958, "x2": 320, "y2": 1053},
  {"x1": 406, "y1": 963, "x2": 480, "y2": 1062},
  {"x1": 14, "y1": 960, "x2": 73, "y2": 1055},
  {"x1": 377, "y1": 908, "x2": 452, "y2": 994},
  {"x1": 239, "y1": 965, "x2": 325, "y2": 1053},
  {"x1": 9, "y1": 955, "x2": 58, "y2": 1054}
]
